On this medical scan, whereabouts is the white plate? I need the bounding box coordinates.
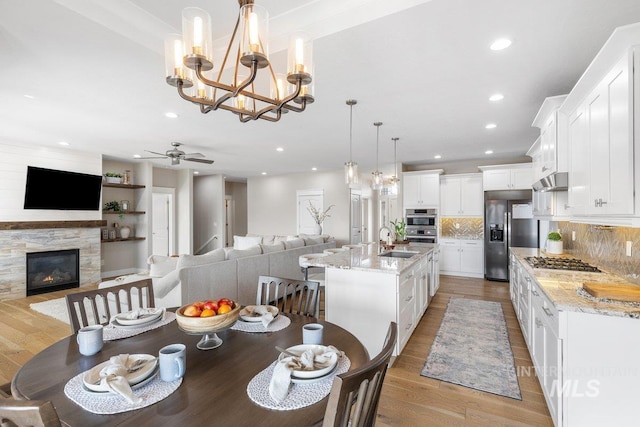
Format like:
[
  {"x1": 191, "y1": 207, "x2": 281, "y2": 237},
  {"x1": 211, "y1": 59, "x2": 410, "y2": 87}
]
[
  {"x1": 277, "y1": 345, "x2": 338, "y2": 379},
  {"x1": 239, "y1": 305, "x2": 279, "y2": 322},
  {"x1": 82, "y1": 354, "x2": 157, "y2": 392},
  {"x1": 82, "y1": 366, "x2": 159, "y2": 394},
  {"x1": 114, "y1": 308, "x2": 163, "y2": 326},
  {"x1": 110, "y1": 316, "x2": 162, "y2": 329},
  {"x1": 291, "y1": 364, "x2": 338, "y2": 384}
]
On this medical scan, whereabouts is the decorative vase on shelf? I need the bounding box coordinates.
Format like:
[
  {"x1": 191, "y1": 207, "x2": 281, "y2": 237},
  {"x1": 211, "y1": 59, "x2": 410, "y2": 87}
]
[
  {"x1": 119, "y1": 226, "x2": 131, "y2": 239},
  {"x1": 313, "y1": 224, "x2": 323, "y2": 235}
]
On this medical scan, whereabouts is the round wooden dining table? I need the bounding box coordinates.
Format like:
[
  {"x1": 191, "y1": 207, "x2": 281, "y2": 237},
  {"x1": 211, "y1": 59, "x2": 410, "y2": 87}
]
[{"x1": 11, "y1": 313, "x2": 369, "y2": 427}]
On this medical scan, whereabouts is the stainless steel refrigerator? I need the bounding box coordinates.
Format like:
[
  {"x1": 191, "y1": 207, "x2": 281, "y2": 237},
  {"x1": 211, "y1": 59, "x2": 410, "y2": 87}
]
[{"x1": 484, "y1": 190, "x2": 538, "y2": 281}]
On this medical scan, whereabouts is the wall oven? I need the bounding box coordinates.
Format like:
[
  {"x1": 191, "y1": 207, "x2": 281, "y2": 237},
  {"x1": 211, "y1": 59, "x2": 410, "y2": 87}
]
[{"x1": 405, "y1": 208, "x2": 438, "y2": 244}]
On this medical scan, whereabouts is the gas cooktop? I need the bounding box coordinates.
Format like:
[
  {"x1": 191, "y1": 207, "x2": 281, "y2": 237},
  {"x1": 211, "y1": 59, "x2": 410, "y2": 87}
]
[{"x1": 524, "y1": 256, "x2": 602, "y2": 273}]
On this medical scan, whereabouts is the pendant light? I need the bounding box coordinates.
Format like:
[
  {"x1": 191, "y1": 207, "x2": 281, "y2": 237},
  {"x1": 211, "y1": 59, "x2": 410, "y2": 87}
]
[
  {"x1": 371, "y1": 122, "x2": 383, "y2": 191},
  {"x1": 344, "y1": 99, "x2": 358, "y2": 185},
  {"x1": 389, "y1": 137, "x2": 400, "y2": 193}
]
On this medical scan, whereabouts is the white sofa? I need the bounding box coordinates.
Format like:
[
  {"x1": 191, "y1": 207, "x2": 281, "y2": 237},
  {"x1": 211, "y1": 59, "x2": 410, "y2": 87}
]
[{"x1": 98, "y1": 234, "x2": 336, "y2": 308}]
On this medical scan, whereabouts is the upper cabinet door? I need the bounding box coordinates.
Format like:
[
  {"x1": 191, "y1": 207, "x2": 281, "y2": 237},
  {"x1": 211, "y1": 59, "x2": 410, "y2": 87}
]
[
  {"x1": 403, "y1": 172, "x2": 442, "y2": 209},
  {"x1": 402, "y1": 174, "x2": 421, "y2": 208},
  {"x1": 482, "y1": 169, "x2": 511, "y2": 191},
  {"x1": 440, "y1": 176, "x2": 461, "y2": 216},
  {"x1": 460, "y1": 175, "x2": 484, "y2": 216}
]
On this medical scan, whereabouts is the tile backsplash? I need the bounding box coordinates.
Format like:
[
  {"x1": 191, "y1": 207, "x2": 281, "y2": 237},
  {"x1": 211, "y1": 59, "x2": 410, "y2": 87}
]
[
  {"x1": 557, "y1": 222, "x2": 640, "y2": 284},
  {"x1": 440, "y1": 217, "x2": 484, "y2": 240}
]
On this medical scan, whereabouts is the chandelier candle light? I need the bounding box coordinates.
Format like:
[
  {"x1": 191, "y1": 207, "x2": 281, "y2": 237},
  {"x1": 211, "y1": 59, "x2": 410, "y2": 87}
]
[
  {"x1": 165, "y1": 0, "x2": 314, "y2": 122},
  {"x1": 345, "y1": 99, "x2": 358, "y2": 185},
  {"x1": 371, "y1": 122, "x2": 383, "y2": 191}
]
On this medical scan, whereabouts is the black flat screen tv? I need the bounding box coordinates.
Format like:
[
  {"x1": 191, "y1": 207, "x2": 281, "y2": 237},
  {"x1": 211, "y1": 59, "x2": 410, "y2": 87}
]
[{"x1": 23, "y1": 166, "x2": 103, "y2": 211}]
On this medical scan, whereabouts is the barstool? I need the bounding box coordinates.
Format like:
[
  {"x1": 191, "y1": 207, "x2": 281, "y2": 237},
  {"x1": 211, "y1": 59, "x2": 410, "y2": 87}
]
[{"x1": 299, "y1": 253, "x2": 328, "y2": 317}]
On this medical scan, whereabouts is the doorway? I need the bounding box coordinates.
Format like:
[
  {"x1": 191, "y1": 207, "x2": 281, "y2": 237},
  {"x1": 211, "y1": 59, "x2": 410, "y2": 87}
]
[
  {"x1": 350, "y1": 190, "x2": 362, "y2": 244},
  {"x1": 152, "y1": 188, "x2": 175, "y2": 256},
  {"x1": 225, "y1": 196, "x2": 234, "y2": 247}
]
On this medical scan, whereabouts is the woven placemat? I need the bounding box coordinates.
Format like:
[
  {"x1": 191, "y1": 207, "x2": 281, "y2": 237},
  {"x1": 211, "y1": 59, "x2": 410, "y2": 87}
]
[{"x1": 231, "y1": 315, "x2": 291, "y2": 333}]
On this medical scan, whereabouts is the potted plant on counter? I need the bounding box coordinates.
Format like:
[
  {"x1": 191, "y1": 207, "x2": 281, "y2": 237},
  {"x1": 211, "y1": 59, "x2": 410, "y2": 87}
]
[
  {"x1": 547, "y1": 231, "x2": 563, "y2": 255},
  {"x1": 391, "y1": 218, "x2": 407, "y2": 243}
]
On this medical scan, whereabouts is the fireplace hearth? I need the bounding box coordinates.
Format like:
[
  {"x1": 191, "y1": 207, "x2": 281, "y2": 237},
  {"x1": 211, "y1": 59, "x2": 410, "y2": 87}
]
[{"x1": 26, "y1": 249, "x2": 80, "y2": 296}]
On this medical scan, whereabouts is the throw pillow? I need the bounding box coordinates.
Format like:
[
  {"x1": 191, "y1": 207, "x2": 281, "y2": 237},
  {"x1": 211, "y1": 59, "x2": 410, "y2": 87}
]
[
  {"x1": 225, "y1": 245, "x2": 262, "y2": 260},
  {"x1": 233, "y1": 235, "x2": 262, "y2": 250},
  {"x1": 177, "y1": 248, "x2": 225, "y2": 269},
  {"x1": 273, "y1": 235, "x2": 289, "y2": 243},
  {"x1": 149, "y1": 256, "x2": 178, "y2": 277},
  {"x1": 284, "y1": 238, "x2": 305, "y2": 249},
  {"x1": 302, "y1": 236, "x2": 324, "y2": 246},
  {"x1": 260, "y1": 241, "x2": 285, "y2": 254}
]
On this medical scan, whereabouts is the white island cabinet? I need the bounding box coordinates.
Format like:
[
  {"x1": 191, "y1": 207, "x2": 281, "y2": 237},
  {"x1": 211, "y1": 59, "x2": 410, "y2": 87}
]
[{"x1": 314, "y1": 244, "x2": 437, "y2": 358}]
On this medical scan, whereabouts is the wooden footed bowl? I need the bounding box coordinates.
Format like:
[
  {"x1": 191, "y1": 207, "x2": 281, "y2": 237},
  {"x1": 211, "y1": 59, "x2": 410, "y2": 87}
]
[{"x1": 176, "y1": 302, "x2": 241, "y2": 333}]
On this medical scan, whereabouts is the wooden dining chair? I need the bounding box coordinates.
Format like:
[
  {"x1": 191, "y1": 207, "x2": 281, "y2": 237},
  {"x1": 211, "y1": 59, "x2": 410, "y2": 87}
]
[
  {"x1": 322, "y1": 322, "x2": 397, "y2": 427},
  {"x1": 257, "y1": 275, "x2": 320, "y2": 317},
  {"x1": 0, "y1": 383, "x2": 10, "y2": 398},
  {"x1": 0, "y1": 399, "x2": 61, "y2": 427},
  {"x1": 65, "y1": 279, "x2": 155, "y2": 334}
]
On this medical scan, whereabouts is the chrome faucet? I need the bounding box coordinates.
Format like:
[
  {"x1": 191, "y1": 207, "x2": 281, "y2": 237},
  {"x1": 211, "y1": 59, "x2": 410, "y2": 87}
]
[{"x1": 379, "y1": 226, "x2": 396, "y2": 251}]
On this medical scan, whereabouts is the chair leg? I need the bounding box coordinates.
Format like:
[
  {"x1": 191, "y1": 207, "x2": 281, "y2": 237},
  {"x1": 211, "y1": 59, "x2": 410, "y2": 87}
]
[{"x1": 0, "y1": 382, "x2": 11, "y2": 398}]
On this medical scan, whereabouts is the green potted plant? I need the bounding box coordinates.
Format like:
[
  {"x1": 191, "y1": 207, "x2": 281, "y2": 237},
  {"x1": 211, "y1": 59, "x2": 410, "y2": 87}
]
[
  {"x1": 391, "y1": 218, "x2": 407, "y2": 243},
  {"x1": 104, "y1": 172, "x2": 124, "y2": 184},
  {"x1": 547, "y1": 231, "x2": 563, "y2": 255},
  {"x1": 104, "y1": 200, "x2": 124, "y2": 219}
]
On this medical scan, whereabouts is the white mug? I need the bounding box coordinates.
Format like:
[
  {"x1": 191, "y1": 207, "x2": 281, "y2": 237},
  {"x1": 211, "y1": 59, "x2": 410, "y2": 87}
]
[
  {"x1": 159, "y1": 344, "x2": 186, "y2": 382},
  {"x1": 77, "y1": 325, "x2": 104, "y2": 356},
  {"x1": 302, "y1": 323, "x2": 324, "y2": 345}
]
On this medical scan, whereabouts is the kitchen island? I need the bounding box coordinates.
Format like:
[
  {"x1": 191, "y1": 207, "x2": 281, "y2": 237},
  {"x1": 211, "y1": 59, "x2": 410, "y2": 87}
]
[
  {"x1": 306, "y1": 243, "x2": 438, "y2": 358},
  {"x1": 510, "y1": 248, "x2": 640, "y2": 427}
]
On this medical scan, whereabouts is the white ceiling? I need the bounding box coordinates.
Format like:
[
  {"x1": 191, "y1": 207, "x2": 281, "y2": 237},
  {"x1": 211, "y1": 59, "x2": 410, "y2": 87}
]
[{"x1": 2, "y1": 0, "x2": 640, "y2": 180}]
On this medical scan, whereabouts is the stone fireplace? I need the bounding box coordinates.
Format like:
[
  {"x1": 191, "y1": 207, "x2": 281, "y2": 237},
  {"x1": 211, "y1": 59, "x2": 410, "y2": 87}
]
[
  {"x1": 0, "y1": 220, "x2": 104, "y2": 301},
  {"x1": 26, "y1": 249, "x2": 80, "y2": 296}
]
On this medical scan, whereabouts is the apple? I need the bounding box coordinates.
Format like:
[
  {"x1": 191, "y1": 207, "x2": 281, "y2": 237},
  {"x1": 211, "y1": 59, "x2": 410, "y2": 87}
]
[
  {"x1": 192, "y1": 301, "x2": 205, "y2": 310},
  {"x1": 218, "y1": 298, "x2": 234, "y2": 308},
  {"x1": 203, "y1": 301, "x2": 219, "y2": 312},
  {"x1": 183, "y1": 304, "x2": 202, "y2": 317}
]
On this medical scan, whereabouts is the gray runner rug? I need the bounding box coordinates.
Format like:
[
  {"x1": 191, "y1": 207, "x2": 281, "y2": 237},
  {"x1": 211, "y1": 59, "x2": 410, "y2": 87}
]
[{"x1": 421, "y1": 297, "x2": 522, "y2": 400}]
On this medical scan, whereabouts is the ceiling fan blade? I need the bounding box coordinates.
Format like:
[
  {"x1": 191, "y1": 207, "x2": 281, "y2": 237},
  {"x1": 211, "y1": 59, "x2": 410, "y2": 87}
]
[
  {"x1": 136, "y1": 156, "x2": 168, "y2": 159},
  {"x1": 184, "y1": 158, "x2": 214, "y2": 164},
  {"x1": 145, "y1": 150, "x2": 167, "y2": 156},
  {"x1": 182, "y1": 152, "x2": 204, "y2": 158},
  {"x1": 171, "y1": 157, "x2": 180, "y2": 166}
]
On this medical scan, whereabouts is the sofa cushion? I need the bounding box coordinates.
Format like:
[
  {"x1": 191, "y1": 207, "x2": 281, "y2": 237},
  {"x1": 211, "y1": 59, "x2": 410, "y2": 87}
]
[
  {"x1": 177, "y1": 248, "x2": 226, "y2": 269},
  {"x1": 226, "y1": 245, "x2": 262, "y2": 260},
  {"x1": 154, "y1": 269, "x2": 180, "y2": 298},
  {"x1": 273, "y1": 235, "x2": 289, "y2": 243},
  {"x1": 284, "y1": 238, "x2": 305, "y2": 249},
  {"x1": 233, "y1": 235, "x2": 262, "y2": 250},
  {"x1": 302, "y1": 236, "x2": 324, "y2": 246},
  {"x1": 148, "y1": 256, "x2": 179, "y2": 277},
  {"x1": 260, "y1": 241, "x2": 285, "y2": 254}
]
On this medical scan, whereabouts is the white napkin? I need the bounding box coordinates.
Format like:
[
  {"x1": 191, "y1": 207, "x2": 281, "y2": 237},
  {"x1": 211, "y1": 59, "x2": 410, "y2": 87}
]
[
  {"x1": 96, "y1": 354, "x2": 143, "y2": 404},
  {"x1": 252, "y1": 305, "x2": 275, "y2": 327},
  {"x1": 118, "y1": 307, "x2": 164, "y2": 321},
  {"x1": 268, "y1": 346, "x2": 343, "y2": 403}
]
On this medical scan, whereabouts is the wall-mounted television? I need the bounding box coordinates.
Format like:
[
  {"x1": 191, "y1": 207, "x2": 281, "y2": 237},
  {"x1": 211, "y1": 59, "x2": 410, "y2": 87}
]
[{"x1": 23, "y1": 166, "x2": 103, "y2": 211}]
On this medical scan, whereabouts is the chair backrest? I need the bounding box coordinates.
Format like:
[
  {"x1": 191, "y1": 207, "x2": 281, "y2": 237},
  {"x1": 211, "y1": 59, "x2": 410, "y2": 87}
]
[
  {"x1": 256, "y1": 275, "x2": 319, "y2": 317},
  {"x1": 65, "y1": 279, "x2": 155, "y2": 334},
  {"x1": 322, "y1": 322, "x2": 397, "y2": 427},
  {"x1": 0, "y1": 399, "x2": 61, "y2": 427}
]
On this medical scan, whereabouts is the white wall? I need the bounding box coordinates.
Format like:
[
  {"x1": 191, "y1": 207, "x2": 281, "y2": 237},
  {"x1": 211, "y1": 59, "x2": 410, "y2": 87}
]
[
  {"x1": 226, "y1": 181, "x2": 248, "y2": 238},
  {"x1": 176, "y1": 169, "x2": 193, "y2": 255},
  {"x1": 0, "y1": 142, "x2": 102, "y2": 221},
  {"x1": 247, "y1": 170, "x2": 364, "y2": 245},
  {"x1": 193, "y1": 175, "x2": 225, "y2": 253}
]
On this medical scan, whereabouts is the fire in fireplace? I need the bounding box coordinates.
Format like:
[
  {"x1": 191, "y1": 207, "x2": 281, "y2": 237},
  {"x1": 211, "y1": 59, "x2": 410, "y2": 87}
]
[{"x1": 26, "y1": 249, "x2": 80, "y2": 296}]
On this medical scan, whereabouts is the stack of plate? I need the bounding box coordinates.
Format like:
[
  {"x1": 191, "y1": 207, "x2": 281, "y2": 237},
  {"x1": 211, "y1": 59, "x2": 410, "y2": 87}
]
[
  {"x1": 277, "y1": 345, "x2": 339, "y2": 384},
  {"x1": 239, "y1": 305, "x2": 279, "y2": 322},
  {"x1": 110, "y1": 308, "x2": 164, "y2": 329},
  {"x1": 82, "y1": 354, "x2": 158, "y2": 394}
]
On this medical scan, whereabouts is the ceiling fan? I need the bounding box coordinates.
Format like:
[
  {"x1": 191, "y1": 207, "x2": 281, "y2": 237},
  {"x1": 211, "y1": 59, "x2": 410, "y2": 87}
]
[{"x1": 139, "y1": 142, "x2": 214, "y2": 166}]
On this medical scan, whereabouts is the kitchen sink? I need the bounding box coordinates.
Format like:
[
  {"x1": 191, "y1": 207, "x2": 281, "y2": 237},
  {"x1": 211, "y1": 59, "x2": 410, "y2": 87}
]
[{"x1": 378, "y1": 251, "x2": 419, "y2": 259}]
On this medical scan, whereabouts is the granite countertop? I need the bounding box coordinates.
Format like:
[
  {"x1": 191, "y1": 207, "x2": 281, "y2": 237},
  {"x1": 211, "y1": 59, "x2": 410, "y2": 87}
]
[
  {"x1": 306, "y1": 243, "x2": 437, "y2": 275},
  {"x1": 511, "y1": 248, "x2": 640, "y2": 319}
]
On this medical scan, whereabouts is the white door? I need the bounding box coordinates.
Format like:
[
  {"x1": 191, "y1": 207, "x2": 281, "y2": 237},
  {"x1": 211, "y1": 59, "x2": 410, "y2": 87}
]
[
  {"x1": 152, "y1": 192, "x2": 171, "y2": 256},
  {"x1": 350, "y1": 191, "x2": 362, "y2": 244}
]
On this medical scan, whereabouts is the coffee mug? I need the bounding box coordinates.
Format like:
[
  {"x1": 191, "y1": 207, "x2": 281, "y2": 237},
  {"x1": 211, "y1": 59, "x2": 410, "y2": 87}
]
[
  {"x1": 302, "y1": 323, "x2": 324, "y2": 345},
  {"x1": 159, "y1": 344, "x2": 186, "y2": 382},
  {"x1": 77, "y1": 325, "x2": 104, "y2": 356}
]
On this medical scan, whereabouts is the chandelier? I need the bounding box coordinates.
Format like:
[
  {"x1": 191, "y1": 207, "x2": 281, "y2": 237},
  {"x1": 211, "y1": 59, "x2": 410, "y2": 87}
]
[
  {"x1": 371, "y1": 122, "x2": 383, "y2": 191},
  {"x1": 345, "y1": 100, "x2": 358, "y2": 185},
  {"x1": 164, "y1": 0, "x2": 314, "y2": 122},
  {"x1": 389, "y1": 137, "x2": 400, "y2": 192}
]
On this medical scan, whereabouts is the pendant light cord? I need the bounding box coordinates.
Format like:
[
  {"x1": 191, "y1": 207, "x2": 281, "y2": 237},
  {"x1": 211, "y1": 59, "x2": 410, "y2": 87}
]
[{"x1": 349, "y1": 103, "x2": 353, "y2": 161}]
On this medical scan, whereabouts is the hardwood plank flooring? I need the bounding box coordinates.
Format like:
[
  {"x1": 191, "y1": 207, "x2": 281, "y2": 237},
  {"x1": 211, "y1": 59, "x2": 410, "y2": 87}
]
[{"x1": 0, "y1": 277, "x2": 553, "y2": 426}]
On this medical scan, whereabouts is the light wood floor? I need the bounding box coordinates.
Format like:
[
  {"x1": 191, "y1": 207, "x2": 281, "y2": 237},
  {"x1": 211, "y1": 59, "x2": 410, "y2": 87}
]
[{"x1": 0, "y1": 277, "x2": 553, "y2": 426}]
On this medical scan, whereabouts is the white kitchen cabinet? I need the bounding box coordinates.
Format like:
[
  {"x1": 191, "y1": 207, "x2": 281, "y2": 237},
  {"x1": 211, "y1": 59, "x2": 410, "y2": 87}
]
[
  {"x1": 402, "y1": 170, "x2": 443, "y2": 209},
  {"x1": 568, "y1": 101, "x2": 589, "y2": 216},
  {"x1": 440, "y1": 173, "x2": 483, "y2": 216},
  {"x1": 431, "y1": 246, "x2": 440, "y2": 296},
  {"x1": 479, "y1": 164, "x2": 533, "y2": 191},
  {"x1": 439, "y1": 238, "x2": 483, "y2": 278},
  {"x1": 531, "y1": 95, "x2": 568, "y2": 181}
]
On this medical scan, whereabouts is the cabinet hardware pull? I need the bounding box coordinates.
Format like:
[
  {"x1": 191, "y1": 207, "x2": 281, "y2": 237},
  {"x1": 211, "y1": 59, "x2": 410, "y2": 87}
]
[
  {"x1": 531, "y1": 289, "x2": 539, "y2": 296},
  {"x1": 542, "y1": 166, "x2": 548, "y2": 172},
  {"x1": 405, "y1": 296, "x2": 413, "y2": 302},
  {"x1": 405, "y1": 323, "x2": 413, "y2": 330},
  {"x1": 536, "y1": 319, "x2": 543, "y2": 328},
  {"x1": 542, "y1": 307, "x2": 554, "y2": 317}
]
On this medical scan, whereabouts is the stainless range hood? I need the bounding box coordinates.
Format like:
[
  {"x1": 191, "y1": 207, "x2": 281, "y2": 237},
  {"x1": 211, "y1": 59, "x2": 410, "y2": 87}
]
[{"x1": 532, "y1": 172, "x2": 568, "y2": 192}]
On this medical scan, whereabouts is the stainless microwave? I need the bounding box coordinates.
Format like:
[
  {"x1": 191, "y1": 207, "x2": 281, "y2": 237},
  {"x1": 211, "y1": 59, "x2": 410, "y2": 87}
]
[{"x1": 405, "y1": 208, "x2": 437, "y2": 227}]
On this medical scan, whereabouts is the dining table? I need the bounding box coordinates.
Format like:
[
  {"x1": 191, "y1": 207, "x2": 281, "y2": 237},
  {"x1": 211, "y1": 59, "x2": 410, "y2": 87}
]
[{"x1": 11, "y1": 312, "x2": 369, "y2": 427}]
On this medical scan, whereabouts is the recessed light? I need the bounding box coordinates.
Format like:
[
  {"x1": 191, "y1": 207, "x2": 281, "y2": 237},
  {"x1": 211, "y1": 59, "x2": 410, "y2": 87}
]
[
  {"x1": 23, "y1": 94, "x2": 35, "y2": 99},
  {"x1": 434, "y1": 155, "x2": 442, "y2": 160},
  {"x1": 58, "y1": 141, "x2": 69, "y2": 146},
  {"x1": 485, "y1": 123, "x2": 497, "y2": 129},
  {"x1": 485, "y1": 150, "x2": 494, "y2": 155},
  {"x1": 276, "y1": 147, "x2": 284, "y2": 152},
  {"x1": 133, "y1": 154, "x2": 142, "y2": 158},
  {"x1": 193, "y1": 171, "x2": 199, "y2": 175},
  {"x1": 312, "y1": 167, "x2": 317, "y2": 171},
  {"x1": 489, "y1": 94, "x2": 504, "y2": 102},
  {"x1": 490, "y1": 38, "x2": 512, "y2": 51},
  {"x1": 261, "y1": 172, "x2": 267, "y2": 175},
  {"x1": 165, "y1": 112, "x2": 179, "y2": 118}
]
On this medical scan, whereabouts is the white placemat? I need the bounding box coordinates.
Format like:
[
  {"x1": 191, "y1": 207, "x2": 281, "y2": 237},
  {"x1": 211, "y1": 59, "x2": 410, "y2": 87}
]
[
  {"x1": 103, "y1": 312, "x2": 176, "y2": 341},
  {"x1": 246, "y1": 355, "x2": 350, "y2": 411},
  {"x1": 231, "y1": 314, "x2": 291, "y2": 333},
  {"x1": 64, "y1": 371, "x2": 181, "y2": 415}
]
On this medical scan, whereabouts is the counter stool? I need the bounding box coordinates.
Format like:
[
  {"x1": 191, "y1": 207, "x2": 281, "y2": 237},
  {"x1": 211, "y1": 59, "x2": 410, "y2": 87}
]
[{"x1": 299, "y1": 253, "x2": 328, "y2": 318}]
